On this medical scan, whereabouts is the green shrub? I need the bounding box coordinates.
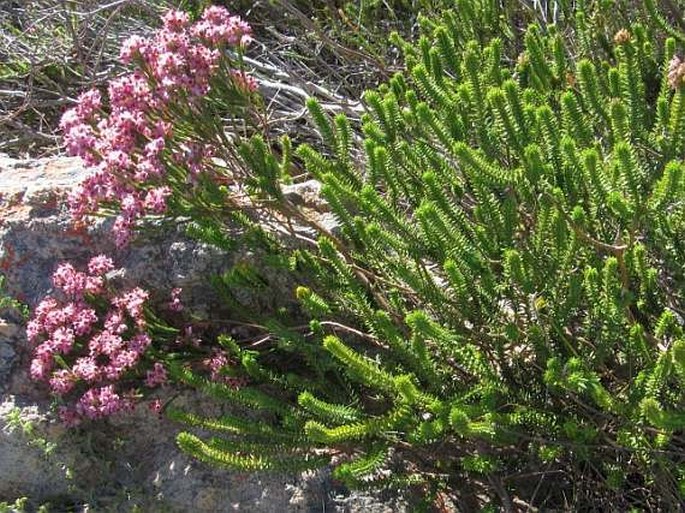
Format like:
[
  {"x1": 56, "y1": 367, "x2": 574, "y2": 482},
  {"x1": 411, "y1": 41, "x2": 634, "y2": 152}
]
[{"x1": 169, "y1": 7, "x2": 685, "y2": 508}]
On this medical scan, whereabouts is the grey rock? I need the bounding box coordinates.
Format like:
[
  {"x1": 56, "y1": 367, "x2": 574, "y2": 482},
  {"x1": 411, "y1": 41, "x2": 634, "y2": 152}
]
[
  {"x1": 0, "y1": 319, "x2": 18, "y2": 394},
  {"x1": 0, "y1": 396, "x2": 75, "y2": 502},
  {"x1": 282, "y1": 179, "x2": 325, "y2": 209},
  {"x1": 318, "y1": 212, "x2": 342, "y2": 237},
  {"x1": 0, "y1": 156, "x2": 408, "y2": 512}
]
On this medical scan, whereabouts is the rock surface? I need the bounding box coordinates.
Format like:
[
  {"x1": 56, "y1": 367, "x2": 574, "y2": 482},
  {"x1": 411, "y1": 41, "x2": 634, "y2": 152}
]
[{"x1": 0, "y1": 156, "x2": 407, "y2": 512}]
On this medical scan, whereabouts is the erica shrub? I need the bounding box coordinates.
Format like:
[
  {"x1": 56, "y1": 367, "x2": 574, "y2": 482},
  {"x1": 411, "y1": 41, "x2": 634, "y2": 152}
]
[
  {"x1": 60, "y1": 6, "x2": 257, "y2": 247},
  {"x1": 30, "y1": 5, "x2": 262, "y2": 427},
  {"x1": 27, "y1": 256, "x2": 165, "y2": 425}
]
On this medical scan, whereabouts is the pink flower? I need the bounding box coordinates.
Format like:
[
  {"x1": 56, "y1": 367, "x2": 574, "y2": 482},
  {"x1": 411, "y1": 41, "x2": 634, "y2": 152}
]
[
  {"x1": 119, "y1": 35, "x2": 147, "y2": 64},
  {"x1": 145, "y1": 362, "x2": 168, "y2": 387},
  {"x1": 108, "y1": 73, "x2": 151, "y2": 113},
  {"x1": 63, "y1": 123, "x2": 97, "y2": 157},
  {"x1": 72, "y1": 356, "x2": 101, "y2": 382},
  {"x1": 102, "y1": 364, "x2": 125, "y2": 381},
  {"x1": 34, "y1": 341, "x2": 55, "y2": 361},
  {"x1": 76, "y1": 89, "x2": 102, "y2": 119},
  {"x1": 26, "y1": 319, "x2": 43, "y2": 343},
  {"x1": 52, "y1": 326, "x2": 75, "y2": 353},
  {"x1": 84, "y1": 276, "x2": 104, "y2": 295},
  {"x1": 71, "y1": 305, "x2": 98, "y2": 336},
  {"x1": 59, "y1": 109, "x2": 81, "y2": 132},
  {"x1": 112, "y1": 215, "x2": 133, "y2": 248},
  {"x1": 231, "y1": 70, "x2": 258, "y2": 93},
  {"x1": 52, "y1": 263, "x2": 88, "y2": 296},
  {"x1": 168, "y1": 287, "x2": 184, "y2": 312},
  {"x1": 29, "y1": 257, "x2": 165, "y2": 425},
  {"x1": 113, "y1": 287, "x2": 149, "y2": 325},
  {"x1": 49, "y1": 369, "x2": 76, "y2": 395},
  {"x1": 60, "y1": 6, "x2": 257, "y2": 247},
  {"x1": 144, "y1": 137, "x2": 166, "y2": 158},
  {"x1": 30, "y1": 354, "x2": 53, "y2": 381},
  {"x1": 143, "y1": 186, "x2": 172, "y2": 214},
  {"x1": 89, "y1": 330, "x2": 124, "y2": 356},
  {"x1": 192, "y1": 7, "x2": 252, "y2": 46},
  {"x1": 155, "y1": 51, "x2": 185, "y2": 82},
  {"x1": 88, "y1": 255, "x2": 114, "y2": 276},
  {"x1": 34, "y1": 297, "x2": 59, "y2": 321},
  {"x1": 201, "y1": 6, "x2": 231, "y2": 23},
  {"x1": 68, "y1": 185, "x2": 95, "y2": 220},
  {"x1": 104, "y1": 310, "x2": 127, "y2": 335},
  {"x1": 162, "y1": 10, "x2": 190, "y2": 32},
  {"x1": 120, "y1": 193, "x2": 143, "y2": 217},
  {"x1": 204, "y1": 349, "x2": 229, "y2": 380},
  {"x1": 105, "y1": 150, "x2": 133, "y2": 172},
  {"x1": 111, "y1": 349, "x2": 140, "y2": 370},
  {"x1": 129, "y1": 333, "x2": 152, "y2": 353},
  {"x1": 43, "y1": 306, "x2": 70, "y2": 331},
  {"x1": 148, "y1": 398, "x2": 163, "y2": 414},
  {"x1": 76, "y1": 385, "x2": 124, "y2": 419},
  {"x1": 140, "y1": 154, "x2": 165, "y2": 177}
]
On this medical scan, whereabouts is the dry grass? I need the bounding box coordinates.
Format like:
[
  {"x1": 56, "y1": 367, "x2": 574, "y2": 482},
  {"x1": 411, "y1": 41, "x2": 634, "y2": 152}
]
[
  {"x1": 0, "y1": 0, "x2": 169, "y2": 156},
  {"x1": 0, "y1": 0, "x2": 399, "y2": 158}
]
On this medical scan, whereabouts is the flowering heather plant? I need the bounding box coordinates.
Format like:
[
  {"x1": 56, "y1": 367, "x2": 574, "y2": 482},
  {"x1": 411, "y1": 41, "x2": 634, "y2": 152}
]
[
  {"x1": 27, "y1": 252, "x2": 250, "y2": 426},
  {"x1": 60, "y1": 6, "x2": 258, "y2": 247},
  {"x1": 27, "y1": 255, "x2": 167, "y2": 425},
  {"x1": 38, "y1": 5, "x2": 262, "y2": 426}
]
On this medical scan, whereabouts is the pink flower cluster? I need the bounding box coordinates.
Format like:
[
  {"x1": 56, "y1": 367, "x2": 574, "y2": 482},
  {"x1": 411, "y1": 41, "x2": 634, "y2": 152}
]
[
  {"x1": 168, "y1": 287, "x2": 184, "y2": 312},
  {"x1": 192, "y1": 6, "x2": 252, "y2": 46},
  {"x1": 203, "y1": 348, "x2": 249, "y2": 388},
  {"x1": 27, "y1": 256, "x2": 168, "y2": 425},
  {"x1": 60, "y1": 7, "x2": 255, "y2": 247},
  {"x1": 231, "y1": 70, "x2": 259, "y2": 93}
]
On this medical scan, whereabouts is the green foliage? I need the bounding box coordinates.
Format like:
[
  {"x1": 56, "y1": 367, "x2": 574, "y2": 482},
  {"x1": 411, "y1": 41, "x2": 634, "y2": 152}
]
[
  {"x1": 0, "y1": 497, "x2": 28, "y2": 513},
  {"x1": 170, "y1": 2, "x2": 685, "y2": 510},
  {"x1": 5, "y1": 407, "x2": 57, "y2": 457},
  {"x1": 0, "y1": 274, "x2": 28, "y2": 319}
]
